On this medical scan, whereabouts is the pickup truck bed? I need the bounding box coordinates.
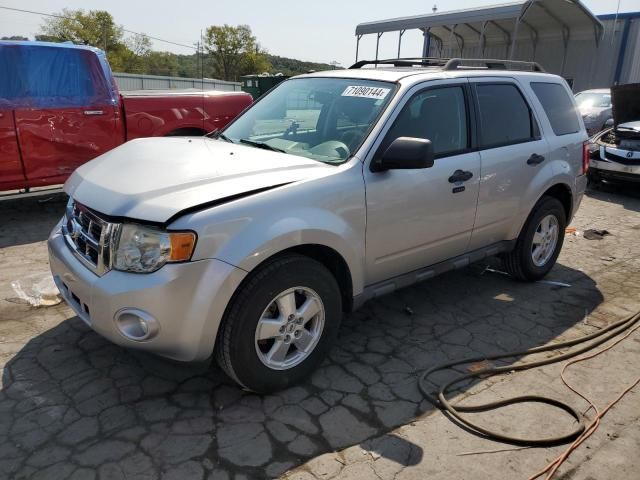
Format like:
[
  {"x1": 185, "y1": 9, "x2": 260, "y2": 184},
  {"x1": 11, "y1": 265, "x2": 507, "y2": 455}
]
[{"x1": 120, "y1": 89, "x2": 252, "y2": 140}]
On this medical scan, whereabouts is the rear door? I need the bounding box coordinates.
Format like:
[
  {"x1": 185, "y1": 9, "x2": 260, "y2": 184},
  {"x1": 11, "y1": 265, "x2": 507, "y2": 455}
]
[
  {"x1": 467, "y1": 79, "x2": 549, "y2": 251},
  {"x1": 13, "y1": 45, "x2": 120, "y2": 184}
]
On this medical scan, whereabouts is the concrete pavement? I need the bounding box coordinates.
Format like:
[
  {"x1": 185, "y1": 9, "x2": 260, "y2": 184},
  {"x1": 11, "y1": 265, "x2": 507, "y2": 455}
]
[{"x1": 0, "y1": 186, "x2": 638, "y2": 479}]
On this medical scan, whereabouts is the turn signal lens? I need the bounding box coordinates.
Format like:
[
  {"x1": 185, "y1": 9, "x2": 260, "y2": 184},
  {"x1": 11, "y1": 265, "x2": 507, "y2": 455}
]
[{"x1": 169, "y1": 232, "x2": 197, "y2": 261}]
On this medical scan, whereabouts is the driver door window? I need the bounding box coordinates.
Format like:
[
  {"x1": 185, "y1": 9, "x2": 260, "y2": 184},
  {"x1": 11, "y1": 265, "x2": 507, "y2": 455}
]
[{"x1": 381, "y1": 86, "x2": 469, "y2": 157}]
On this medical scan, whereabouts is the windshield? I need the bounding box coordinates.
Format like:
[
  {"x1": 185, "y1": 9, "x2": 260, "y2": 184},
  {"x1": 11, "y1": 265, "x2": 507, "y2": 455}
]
[
  {"x1": 221, "y1": 77, "x2": 396, "y2": 164},
  {"x1": 575, "y1": 92, "x2": 611, "y2": 109}
]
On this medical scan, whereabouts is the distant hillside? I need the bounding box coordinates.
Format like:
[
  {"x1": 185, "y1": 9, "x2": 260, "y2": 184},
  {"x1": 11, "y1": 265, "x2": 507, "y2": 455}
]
[
  {"x1": 265, "y1": 54, "x2": 340, "y2": 76},
  {"x1": 171, "y1": 53, "x2": 339, "y2": 80}
]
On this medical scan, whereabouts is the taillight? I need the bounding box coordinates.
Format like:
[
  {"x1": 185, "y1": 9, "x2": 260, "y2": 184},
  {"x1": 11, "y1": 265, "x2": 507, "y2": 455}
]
[{"x1": 582, "y1": 141, "x2": 590, "y2": 175}]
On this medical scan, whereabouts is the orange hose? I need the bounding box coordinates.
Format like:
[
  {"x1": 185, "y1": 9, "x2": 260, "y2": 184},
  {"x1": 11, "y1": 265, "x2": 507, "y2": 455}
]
[{"x1": 528, "y1": 322, "x2": 640, "y2": 480}]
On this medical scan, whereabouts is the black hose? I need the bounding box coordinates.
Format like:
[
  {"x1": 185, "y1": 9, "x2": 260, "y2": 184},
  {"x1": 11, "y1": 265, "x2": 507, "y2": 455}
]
[{"x1": 418, "y1": 311, "x2": 640, "y2": 446}]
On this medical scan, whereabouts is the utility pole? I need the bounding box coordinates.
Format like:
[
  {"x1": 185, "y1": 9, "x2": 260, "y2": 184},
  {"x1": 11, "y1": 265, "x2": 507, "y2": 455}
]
[{"x1": 196, "y1": 40, "x2": 200, "y2": 80}]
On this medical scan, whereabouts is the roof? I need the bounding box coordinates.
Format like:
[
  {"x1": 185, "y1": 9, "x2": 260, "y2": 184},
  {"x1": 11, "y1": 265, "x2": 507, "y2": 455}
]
[
  {"x1": 300, "y1": 67, "x2": 435, "y2": 82},
  {"x1": 355, "y1": 0, "x2": 604, "y2": 47},
  {"x1": 0, "y1": 40, "x2": 103, "y2": 54},
  {"x1": 299, "y1": 66, "x2": 562, "y2": 88}
]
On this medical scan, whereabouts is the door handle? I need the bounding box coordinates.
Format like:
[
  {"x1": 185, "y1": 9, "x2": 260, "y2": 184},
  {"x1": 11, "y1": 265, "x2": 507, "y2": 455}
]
[
  {"x1": 448, "y1": 169, "x2": 473, "y2": 183},
  {"x1": 83, "y1": 110, "x2": 104, "y2": 116},
  {"x1": 527, "y1": 153, "x2": 545, "y2": 165}
]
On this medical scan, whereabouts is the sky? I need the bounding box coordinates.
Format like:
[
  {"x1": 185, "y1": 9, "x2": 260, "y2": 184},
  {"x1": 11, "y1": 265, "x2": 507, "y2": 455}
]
[{"x1": 1, "y1": 0, "x2": 639, "y2": 68}]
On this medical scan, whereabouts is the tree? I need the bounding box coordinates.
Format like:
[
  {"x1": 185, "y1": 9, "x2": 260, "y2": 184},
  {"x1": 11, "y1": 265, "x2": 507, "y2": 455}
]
[
  {"x1": 203, "y1": 24, "x2": 270, "y2": 81},
  {"x1": 1, "y1": 35, "x2": 29, "y2": 41},
  {"x1": 120, "y1": 34, "x2": 153, "y2": 74},
  {"x1": 39, "y1": 9, "x2": 125, "y2": 66},
  {"x1": 145, "y1": 51, "x2": 179, "y2": 76},
  {"x1": 34, "y1": 34, "x2": 59, "y2": 42}
]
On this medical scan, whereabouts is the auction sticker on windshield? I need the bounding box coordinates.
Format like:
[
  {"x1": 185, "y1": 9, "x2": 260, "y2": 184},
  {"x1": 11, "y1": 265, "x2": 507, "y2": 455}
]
[{"x1": 342, "y1": 85, "x2": 391, "y2": 100}]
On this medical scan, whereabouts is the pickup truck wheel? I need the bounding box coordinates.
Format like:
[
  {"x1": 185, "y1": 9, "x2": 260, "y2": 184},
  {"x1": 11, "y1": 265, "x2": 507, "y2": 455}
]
[
  {"x1": 503, "y1": 196, "x2": 566, "y2": 281},
  {"x1": 215, "y1": 254, "x2": 342, "y2": 393}
]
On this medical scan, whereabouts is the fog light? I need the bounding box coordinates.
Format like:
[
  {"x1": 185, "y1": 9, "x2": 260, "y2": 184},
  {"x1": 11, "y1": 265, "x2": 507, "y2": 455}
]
[{"x1": 114, "y1": 308, "x2": 159, "y2": 341}]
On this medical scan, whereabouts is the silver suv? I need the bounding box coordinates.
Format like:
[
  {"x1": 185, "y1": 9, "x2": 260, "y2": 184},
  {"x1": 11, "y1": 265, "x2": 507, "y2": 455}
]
[{"x1": 49, "y1": 58, "x2": 588, "y2": 392}]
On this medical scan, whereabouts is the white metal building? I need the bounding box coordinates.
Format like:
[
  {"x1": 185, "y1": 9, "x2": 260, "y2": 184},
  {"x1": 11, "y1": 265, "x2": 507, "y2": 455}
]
[{"x1": 354, "y1": 1, "x2": 640, "y2": 92}]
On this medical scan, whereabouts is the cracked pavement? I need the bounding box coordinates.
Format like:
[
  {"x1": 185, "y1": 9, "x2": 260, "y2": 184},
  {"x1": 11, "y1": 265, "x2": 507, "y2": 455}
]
[{"x1": 1, "y1": 185, "x2": 639, "y2": 479}]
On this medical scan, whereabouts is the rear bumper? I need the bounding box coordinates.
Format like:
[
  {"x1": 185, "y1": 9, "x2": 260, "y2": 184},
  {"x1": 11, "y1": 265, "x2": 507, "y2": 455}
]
[
  {"x1": 48, "y1": 220, "x2": 246, "y2": 361},
  {"x1": 572, "y1": 174, "x2": 588, "y2": 221},
  {"x1": 590, "y1": 159, "x2": 640, "y2": 182}
]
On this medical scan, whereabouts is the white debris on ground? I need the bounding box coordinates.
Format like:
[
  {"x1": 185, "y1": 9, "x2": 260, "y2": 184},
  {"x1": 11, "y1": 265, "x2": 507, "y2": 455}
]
[{"x1": 9, "y1": 272, "x2": 61, "y2": 307}]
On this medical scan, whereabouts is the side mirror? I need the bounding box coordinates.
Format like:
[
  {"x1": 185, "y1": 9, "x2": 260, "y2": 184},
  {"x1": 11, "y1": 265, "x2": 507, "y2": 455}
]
[{"x1": 371, "y1": 137, "x2": 434, "y2": 172}]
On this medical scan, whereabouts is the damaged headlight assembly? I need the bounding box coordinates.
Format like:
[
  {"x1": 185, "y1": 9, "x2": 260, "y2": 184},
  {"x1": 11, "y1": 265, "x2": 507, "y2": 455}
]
[{"x1": 113, "y1": 224, "x2": 197, "y2": 273}]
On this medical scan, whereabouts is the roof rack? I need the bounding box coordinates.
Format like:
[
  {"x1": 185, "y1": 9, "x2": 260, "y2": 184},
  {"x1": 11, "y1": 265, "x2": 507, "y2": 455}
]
[
  {"x1": 349, "y1": 57, "x2": 545, "y2": 73},
  {"x1": 444, "y1": 58, "x2": 545, "y2": 72},
  {"x1": 349, "y1": 57, "x2": 450, "y2": 69}
]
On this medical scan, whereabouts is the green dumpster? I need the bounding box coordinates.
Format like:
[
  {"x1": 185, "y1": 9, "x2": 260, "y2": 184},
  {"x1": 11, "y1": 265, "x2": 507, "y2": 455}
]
[{"x1": 241, "y1": 74, "x2": 288, "y2": 99}]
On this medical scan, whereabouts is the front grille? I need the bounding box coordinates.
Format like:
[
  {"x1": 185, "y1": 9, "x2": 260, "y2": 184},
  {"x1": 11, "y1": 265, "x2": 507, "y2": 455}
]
[{"x1": 62, "y1": 199, "x2": 118, "y2": 276}]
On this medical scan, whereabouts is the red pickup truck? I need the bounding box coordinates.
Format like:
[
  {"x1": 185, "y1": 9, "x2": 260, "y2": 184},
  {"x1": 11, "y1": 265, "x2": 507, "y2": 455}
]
[{"x1": 0, "y1": 41, "x2": 252, "y2": 192}]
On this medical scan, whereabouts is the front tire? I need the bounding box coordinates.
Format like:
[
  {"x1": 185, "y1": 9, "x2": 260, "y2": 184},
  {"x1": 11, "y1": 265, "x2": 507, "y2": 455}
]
[
  {"x1": 503, "y1": 196, "x2": 566, "y2": 281},
  {"x1": 215, "y1": 254, "x2": 342, "y2": 393}
]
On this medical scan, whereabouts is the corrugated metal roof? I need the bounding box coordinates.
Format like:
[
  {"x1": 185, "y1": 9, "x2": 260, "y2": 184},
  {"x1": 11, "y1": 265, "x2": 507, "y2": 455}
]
[
  {"x1": 356, "y1": 2, "x2": 526, "y2": 35},
  {"x1": 355, "y1": 0, "x2": 604, "y2": 43}
]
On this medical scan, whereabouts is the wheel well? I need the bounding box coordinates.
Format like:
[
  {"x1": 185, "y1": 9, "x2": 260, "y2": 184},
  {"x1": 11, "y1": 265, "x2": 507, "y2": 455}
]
[
  {"x1": 277, "y1": 245, "x2": 354, "y2": 312},
  {"x1": 165, "y1": 127, "x2": 207, "y2": 137},
  {"x1": 542, "y1": 184, "x2": 572, "y2": 221}
]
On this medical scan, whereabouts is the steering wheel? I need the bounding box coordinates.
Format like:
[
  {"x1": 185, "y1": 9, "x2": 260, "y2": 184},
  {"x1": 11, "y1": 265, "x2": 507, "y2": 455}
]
[
  {"x1": 309, "y1": 141, "x2": 351, "y2": 160},
  {"x1": 339, "y1": 130, "x2": 362, "y2": 149}
]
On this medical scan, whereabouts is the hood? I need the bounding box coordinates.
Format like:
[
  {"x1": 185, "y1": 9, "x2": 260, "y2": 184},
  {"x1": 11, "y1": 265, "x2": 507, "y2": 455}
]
[
  {"x1": 578, "y1": 105, "x2": 609, "y2": 117},
  {"x1": 611, "y1": 83, "x2": 640, "y2": 127},
  {"x1": 65, "y1": 137, "x2": 332, "y2": 223}
]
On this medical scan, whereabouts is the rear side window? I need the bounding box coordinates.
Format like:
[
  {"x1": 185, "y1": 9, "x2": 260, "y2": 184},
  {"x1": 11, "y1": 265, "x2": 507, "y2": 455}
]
[
  {"x1": 475, "y1": 83, "x2": 537, "y2": 148},
  {"x1": 530, "y1": 82, "x2": 580, "y2": 136}
]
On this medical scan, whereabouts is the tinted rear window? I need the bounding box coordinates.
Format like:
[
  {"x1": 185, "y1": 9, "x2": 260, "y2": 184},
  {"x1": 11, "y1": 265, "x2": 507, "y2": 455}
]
[
  {"x1": 476, "y1": 84, "x2": 536, "y2": 148},
  {"x1": 0, "y1": 44, "x2": 114, "y2": 109},
  {"x1": 530, "y1": 82, "x2": 580, "y2": 136}
]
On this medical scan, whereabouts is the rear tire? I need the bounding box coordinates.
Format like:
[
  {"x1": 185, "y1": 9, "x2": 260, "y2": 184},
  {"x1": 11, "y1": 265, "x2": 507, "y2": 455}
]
[
  {"x1": 215, "y1": 254, "x2": 342, "y2": 393},
  {"x1": 503, "y1": 196, "x2": 566, "y2": 281}
]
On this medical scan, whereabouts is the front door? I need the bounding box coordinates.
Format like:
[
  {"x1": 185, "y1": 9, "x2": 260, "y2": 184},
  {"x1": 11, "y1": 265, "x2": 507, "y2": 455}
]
[{"x1": 364, "y1": 81, "x2": 481, "y2": 284}]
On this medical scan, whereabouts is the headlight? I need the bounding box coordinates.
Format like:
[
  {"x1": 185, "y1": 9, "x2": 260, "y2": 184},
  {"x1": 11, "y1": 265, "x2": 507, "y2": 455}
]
[{"x1": 113, "y1": 224, "x2": 196, "y2": 273}]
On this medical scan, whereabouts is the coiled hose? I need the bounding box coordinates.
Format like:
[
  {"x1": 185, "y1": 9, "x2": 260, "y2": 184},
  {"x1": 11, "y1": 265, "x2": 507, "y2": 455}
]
[{"x1": 418, "y1": 310, "x2": 640, "y2": 446}]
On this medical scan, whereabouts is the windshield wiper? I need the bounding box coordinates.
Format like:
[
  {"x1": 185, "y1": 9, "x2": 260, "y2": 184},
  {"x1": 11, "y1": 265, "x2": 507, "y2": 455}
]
[
  {"x1": 239, "y1": 138, "x2": 287, "y2": 153},
  {"x1": 212, "y1": 132, "x2": 234, "y2": 143}
]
